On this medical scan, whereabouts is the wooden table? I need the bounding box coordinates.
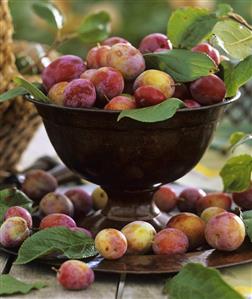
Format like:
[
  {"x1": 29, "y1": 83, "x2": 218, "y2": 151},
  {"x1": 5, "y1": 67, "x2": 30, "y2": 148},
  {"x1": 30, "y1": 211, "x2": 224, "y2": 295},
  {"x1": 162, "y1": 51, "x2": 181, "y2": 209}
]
[{"x1": 1, "y1": 251, "x2": 252, "y2": 298}]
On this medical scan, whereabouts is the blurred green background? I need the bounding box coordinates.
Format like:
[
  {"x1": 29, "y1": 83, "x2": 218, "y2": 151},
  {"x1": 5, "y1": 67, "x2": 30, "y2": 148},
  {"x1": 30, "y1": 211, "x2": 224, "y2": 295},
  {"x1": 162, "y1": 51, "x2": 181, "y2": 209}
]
[{"x1": 9, "y1": 0, "x2": 252, "y2": 142}]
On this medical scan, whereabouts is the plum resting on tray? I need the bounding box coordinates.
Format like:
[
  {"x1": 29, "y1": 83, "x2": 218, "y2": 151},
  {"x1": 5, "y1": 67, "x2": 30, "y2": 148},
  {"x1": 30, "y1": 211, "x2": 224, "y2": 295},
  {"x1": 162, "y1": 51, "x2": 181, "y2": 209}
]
[{"x1": 42, "y1": 33, "x2": 226, "y2": 110}]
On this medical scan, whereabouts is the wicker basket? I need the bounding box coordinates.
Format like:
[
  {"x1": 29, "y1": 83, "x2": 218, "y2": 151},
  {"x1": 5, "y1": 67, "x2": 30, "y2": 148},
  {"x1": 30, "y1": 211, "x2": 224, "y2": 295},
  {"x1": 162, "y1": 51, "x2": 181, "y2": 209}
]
[{"x1": 0, "y1": 0, "x2": 41, "y2": 173}]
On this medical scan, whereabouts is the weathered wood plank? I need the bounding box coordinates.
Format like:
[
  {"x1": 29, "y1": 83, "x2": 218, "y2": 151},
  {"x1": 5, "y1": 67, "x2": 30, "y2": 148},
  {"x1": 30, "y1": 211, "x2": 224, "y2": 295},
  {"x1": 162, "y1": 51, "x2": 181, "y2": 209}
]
[
  {"x1": 122, "y1": 274, "x2": 167, "y2": 299},
  {"x1": 9, "y1": 263, "x2": 118, "y2": 299}
]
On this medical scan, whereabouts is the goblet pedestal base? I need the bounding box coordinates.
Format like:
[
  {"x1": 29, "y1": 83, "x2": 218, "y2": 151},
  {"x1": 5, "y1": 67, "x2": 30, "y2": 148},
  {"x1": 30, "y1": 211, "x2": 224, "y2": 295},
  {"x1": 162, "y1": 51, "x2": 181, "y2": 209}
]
[{"x1": 78, "y1": 189, "x2": 166, "y2": 235}]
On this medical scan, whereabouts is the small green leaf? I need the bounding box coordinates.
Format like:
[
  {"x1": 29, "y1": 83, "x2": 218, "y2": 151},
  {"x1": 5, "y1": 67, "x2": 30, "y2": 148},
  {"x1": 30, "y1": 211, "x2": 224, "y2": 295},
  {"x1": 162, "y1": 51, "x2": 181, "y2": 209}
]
[
  {"x1": 0, "y1": 86, "x2": 27, "y2": 103},
  {"x1": 229, "y1": 132, "x2": 247, "y2": 146},
  {"x1": 220, "y1": 154, "x2": 252, "y2": 192},
  {"x1": 163, "y1": 263, "x2": 244, "y2": 299},
  {"x1": 222, "y1": 55, "x2": 252, "y2": 97},
  {"x1": 213, "y1": 19, "x2": 252, "y2": 60},
  {"x1": 78, "y1": 11, "x2": 111, "y2": 44},
  {"x1": 117, "y1": 98, "x2": 185, "y2": 123},
  {"x1": 144, "y1": 49, "x2": 217, "y2": 82},
  {"x1": 229, "y1": 132, "x2": 252, "y2": 151},
  {"x1": 0, "y1": 188, "x2": 33, "y2": 222},
  {"x1": 242, "y1": 211, "x2": 252, "y2": 242},
  {"x1": 242, "y1": 210, "x2": 252, "y2": 220},
  {"x1": 215, "y1": 4, "x2": 233, "y2": 17},
  {"x1": 14, "y1": 77, "x2": 50, "y2": 103},
  {"x1": 167, "y1": 7, "x2": 218, "y2": 49},
  {"x1": 32, "y1": 2, "x2": 64, "y2": 29},
  {"x1": 15, "y1": 227, "x2": 97, "y2": 264},
  {"x1": 0, "y1": 274, "x2": 46, "y2": 295}
]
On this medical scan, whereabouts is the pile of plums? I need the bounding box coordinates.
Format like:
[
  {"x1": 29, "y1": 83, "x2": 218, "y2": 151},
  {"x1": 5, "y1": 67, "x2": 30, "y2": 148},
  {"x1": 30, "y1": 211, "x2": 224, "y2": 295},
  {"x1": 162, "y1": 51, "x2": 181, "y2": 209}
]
[
  {"x1": 0, "y1": 168, "x2": 251, "y2": 290},
  {"x1": 42, "y1": 33, "x2": 227, "y2": 111}
]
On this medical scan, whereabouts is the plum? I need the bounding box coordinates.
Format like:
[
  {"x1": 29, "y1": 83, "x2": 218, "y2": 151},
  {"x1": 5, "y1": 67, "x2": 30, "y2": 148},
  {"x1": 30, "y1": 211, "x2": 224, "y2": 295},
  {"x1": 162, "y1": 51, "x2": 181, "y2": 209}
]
[
  {"x1": 57, "y1": 260, "x2": 94, "y2": 290},
  {"x1": 134, "y1": 86, "x2": 166, "y2": 107},
  {"x1": 200, "y1": 207, "x2": 226, "y2": 223},
  {"x1": 133, "y1": 69, "x2": 175, "y2": 99},
  {"x1": 190, "y1": 75, "x2": 226, "y2": 106},
  {"x1": 42, "y1": 55, "x2": 86, "y2": 91},
  {"x1": 153, "y1": 186, "x2": 177, "y2": 212},
  {"x1": 152, "y1": 228, "x2": 189, "y2": 255},
  {"x1": 63, "y1": 78, "x2": 96, "y2": 108},
  {"x1": 102, "y1": 36, "x2": 130, "y2": 46},
  {"x1": 196, "y1": 192, "x2": 232, "y2": 214},
  {"x1": 80, "y1": 69, "x2": 97, "y2": 81},
  {"x1": 39, "y1": 213, "x2": 76, "y2": 229},
  {"x1": 4, "y1": 206, "x2": 32, "y2": 229},
  {"x1": 205, "y1": 212, "x2": 245, "y2": 251},
  {"x1": 39, "y1": 192, "x2": 74, "y2": 217},
  {"x1": 177, "y1": 187, "x2": 206, "y2": 213},
  {"x1": 91, "y1": 67, "x2": 124, "y2": 102},
  {"x1": 86, "y1": 45, "x2": 111, "y2": 69},
  {"x1": 48, "y1": 81, "x2": 69, "y2": 106},
  {"x1": 139, "y1": 33, "x2": 172, "y2": 54},
  {"x1": 91, "y1": 187, "x2": 108, "y2": 210},
  {"x1": 232, "y1": 183, "x2": 252, "y2": 210},
  {"x1": 104, "y1": 95, "x2": 136, "y2": 110},
  {"x1": 107, "y1": 43, "x2": 145, "y2": 80},
  {"x1": 95, "y1": 228, "x2": 127, "y2": 260},
  {"x1": 121, "y1": 221, "x2": 156, "y2": 254},
  {"x1": 192, "y1": 43, "x2": 220, "y2": 65},
  {"x1": 0, "y1": 217, "x2": 30, "y2": 247},
  {"x1": 22, "y1": 169, "x2": 57, "y2": 203},
  {"x1": 173, "y1": 83, "x2": 191, "y2": 100},
  {"x1": 167, "y1": 212, "x2": 206, "y2": 250},
  {"x1": 70, "y1": 227, "x2": 92, "y2": 238},
  {"x1": 65, "y1": 188, "x2": 92, "y2": 218},
  {"x1": 183, "y1": 99, "x2": 201, "y2": 108}
]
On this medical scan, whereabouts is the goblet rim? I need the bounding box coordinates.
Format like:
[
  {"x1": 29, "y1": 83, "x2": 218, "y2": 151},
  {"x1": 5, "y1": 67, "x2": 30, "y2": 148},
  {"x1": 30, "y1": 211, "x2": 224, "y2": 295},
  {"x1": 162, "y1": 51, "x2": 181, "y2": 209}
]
[{"x1": 26, "y1": 91, "x2": 240, "y2": 114}]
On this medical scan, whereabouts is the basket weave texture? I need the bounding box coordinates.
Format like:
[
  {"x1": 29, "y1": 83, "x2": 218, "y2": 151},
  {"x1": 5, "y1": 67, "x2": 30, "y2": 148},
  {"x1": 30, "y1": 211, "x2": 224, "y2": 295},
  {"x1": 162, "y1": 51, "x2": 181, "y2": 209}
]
[{"x1": 0, "y1": 0, "x2": 41, "y2": 173}]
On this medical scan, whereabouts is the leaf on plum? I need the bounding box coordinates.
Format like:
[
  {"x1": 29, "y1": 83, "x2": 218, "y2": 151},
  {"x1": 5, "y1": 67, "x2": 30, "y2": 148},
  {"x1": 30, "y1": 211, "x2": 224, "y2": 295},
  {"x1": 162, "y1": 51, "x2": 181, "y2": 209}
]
[
  {"x1": 220, "y1": 154, "x2": 252, "y2": 193},
  {"x1": 0, "y1": 274, "x2": 46, "y2": 295},
  {"x1": 78, "y1": 11, "x2": 111, "y2": 44},
  {"x1": 144, "y1": 49, "x2": 217, "y2": 82},
  {"x1": 167, "y1": 7, "x2": 218, "y2": 49},
  {"x1": 117, "y1": 98, "x2": 184, "y2": 123},
  {"x1": 32, "y1": 2, "x2": 64, "y2": 29},
  {"x1": 213, "y1": 19, "x2": 252, "y2": 60},
  {"x1": 15, "y1": 227, "x2": 97, "y2": 264},
  {"x1": 163, "y1": 263, "x2": 244, "y2": 299},
  {"x1": 0, "y1": 188, "x2": 33, "y2": 222}
]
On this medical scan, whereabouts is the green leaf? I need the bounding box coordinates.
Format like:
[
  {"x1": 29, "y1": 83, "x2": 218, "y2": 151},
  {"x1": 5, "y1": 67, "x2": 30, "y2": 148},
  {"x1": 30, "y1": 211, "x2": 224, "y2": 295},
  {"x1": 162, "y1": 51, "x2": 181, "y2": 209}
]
[
  {"x1": 0, "y1": 188, "x2": 33, "y2": 222},
  {"x1": 229, "y1": 132, "x2": 252, "y2": 151},
  {"x1": 215, "y1": 4, "x2": 233, "y2": 17},
  {"x1": 229, "y1": 132, "x2": 247, "y2": 147},
  {"x1": 213, "y1": 19, "x2": 252, "y2": 60},
  {"x1": 163, "y1": 263, "x2": 244, "y2": 299},
  {"x1": 242, "y1": 211, "x2": 252, "y2": 242},
  {"x1": 78, "y1": 11, "x2": 111, "y2": 44},
  {"x1": 15, "y1": 227, "x2": 97, "y2": 264},
  {"x1": 0, "y1": 274, "x2": 46, "y2": 295},
  {"x1": 222, "y1": 55, "x2": 252, "y2": 97},
  {"x1": 0, "y1": 86, "x2": 27, "y2": 103},
  {"x1": 14, "y1": 77, "x2": 50, "y2": 103},
  {"x1": 220, "y1": 154, "x2": 252, "y2": 192},
  {"x1": 117, "y1": 98, "x2": 185, "y2": 123},
  {"x1": 32, "y1": 2, "x2": 64, "y2": 29},
  {"x1": 167, "y1": 7, "x2": 218, "y2": 49},
  {"x1": 144, "y1": 49, "x2": 217, "y2": 82}
]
